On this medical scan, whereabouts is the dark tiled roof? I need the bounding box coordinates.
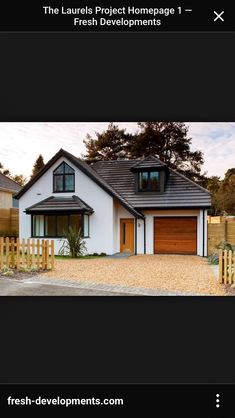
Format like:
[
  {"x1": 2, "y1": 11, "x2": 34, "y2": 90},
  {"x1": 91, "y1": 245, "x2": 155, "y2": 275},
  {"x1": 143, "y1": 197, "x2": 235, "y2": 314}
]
[
  {"x1": 25, "y1": 195, "x2": 94, "y2": 214},
  {"x1": 131, "y1": 155, "x2": 166, "y2": 170},
  {"x1": 0, "y1": 172, "x2": 22, "y2": 193},
  {"x1": 91, "y1": 159, "x2": 211, "y2": 209},
  {"x1": 16, "y1": 149, "x2": 143, "y2": 218}
]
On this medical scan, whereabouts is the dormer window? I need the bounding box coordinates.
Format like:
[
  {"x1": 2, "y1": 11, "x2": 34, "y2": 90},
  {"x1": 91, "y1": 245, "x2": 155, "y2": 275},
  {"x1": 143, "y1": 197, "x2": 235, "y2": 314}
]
[
  {"x1": 53, "y1": 162, "x2": 75, "y2": 192},
  {"x1": 131, "y1": 156, "x2": 168, "y2": 194},
  {"x1": 138, "y1": 171, "x2": 160, "y2": 192}
]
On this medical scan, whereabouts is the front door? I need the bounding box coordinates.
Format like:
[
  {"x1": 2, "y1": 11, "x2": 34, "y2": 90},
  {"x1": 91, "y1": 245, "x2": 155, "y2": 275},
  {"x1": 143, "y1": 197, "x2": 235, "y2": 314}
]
[{"x1": 120, "y1": 219, "x2": 134, "y2": 253}]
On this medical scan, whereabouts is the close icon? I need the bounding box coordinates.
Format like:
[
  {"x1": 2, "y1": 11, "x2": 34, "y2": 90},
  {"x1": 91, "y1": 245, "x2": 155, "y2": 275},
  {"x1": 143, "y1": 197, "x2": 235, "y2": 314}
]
[{"x1": 213, "y1": 11, "x2": 225, "y2": 22}]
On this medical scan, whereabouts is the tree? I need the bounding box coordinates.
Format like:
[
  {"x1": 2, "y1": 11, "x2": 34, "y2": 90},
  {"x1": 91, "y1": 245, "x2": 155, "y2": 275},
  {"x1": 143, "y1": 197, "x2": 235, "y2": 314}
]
[
  {"x1": 127, "y1": 122, "x2": 204, "y2": 180},
  {"x1": 83, "y1": 122, "x2": 204, "y2": 181},
  {"x1": 30, "y1": 154, "x2": 45, "y2": 179},
  {"x1": 219, "y1": 169, "x2": 235, "y2": 215},
  {"x1": 0, "y1": 162, "x2": 27, "y2": 186},
  {"x1": 12, "y1": 174, "x2": 27, "y2": 187},
  {"x1": 0, "y1": 162, "x2": 10, "y2": 176},
  {"x1": 206, "y1": 169, "x2": 235, "y2": 216},
  {"x1": 83, "y1": 123, "x2": 135, "y2": 162}
]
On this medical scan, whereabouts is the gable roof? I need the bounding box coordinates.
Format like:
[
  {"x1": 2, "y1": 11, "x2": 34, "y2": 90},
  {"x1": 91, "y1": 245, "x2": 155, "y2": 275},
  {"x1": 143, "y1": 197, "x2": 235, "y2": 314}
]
[
  {"x1": 0, "y1": 172, "x2": 22, "y2": 194},
  {"x1": 130, "y1": 155, "x2": 167, "y2": 170},
  {"x1": 15, "y1": 149, "x2": 143, "y2": 218},
  {"x1": 15, "y1": 149, "x2": 211, "y2": 213},
  {"x1": 91, "y1": 159, "x2": 211, "y2": 209},
  {"x1": 25, "y1": 195, "x2": 94, "y2": 214}
]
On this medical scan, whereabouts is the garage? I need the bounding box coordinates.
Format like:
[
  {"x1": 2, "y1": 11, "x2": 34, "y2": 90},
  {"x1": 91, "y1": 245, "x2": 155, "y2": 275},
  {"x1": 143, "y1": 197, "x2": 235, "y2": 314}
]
[{"x1": 154, "y1": 217, "x2": 197, "y2": 255}]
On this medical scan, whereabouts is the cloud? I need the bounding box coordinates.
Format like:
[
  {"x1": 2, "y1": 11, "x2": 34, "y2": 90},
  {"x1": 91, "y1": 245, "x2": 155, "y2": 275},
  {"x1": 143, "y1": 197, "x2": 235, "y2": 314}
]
[{"x1": 0, "y1": 122, "x2": 234, "y2": 179}]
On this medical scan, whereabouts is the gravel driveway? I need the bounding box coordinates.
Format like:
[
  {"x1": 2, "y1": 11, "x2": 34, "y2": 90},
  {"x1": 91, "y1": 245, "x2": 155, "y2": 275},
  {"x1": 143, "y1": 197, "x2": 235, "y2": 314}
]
[{"x1": 43, "y1": 255, "x2": 225, "y2": 296}]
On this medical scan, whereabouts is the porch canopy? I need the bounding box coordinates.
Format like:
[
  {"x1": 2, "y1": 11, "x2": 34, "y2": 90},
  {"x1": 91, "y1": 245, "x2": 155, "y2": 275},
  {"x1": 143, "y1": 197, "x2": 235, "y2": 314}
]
[{"x1": 25, "y1": 195, "x2": 94, "y2": 215}]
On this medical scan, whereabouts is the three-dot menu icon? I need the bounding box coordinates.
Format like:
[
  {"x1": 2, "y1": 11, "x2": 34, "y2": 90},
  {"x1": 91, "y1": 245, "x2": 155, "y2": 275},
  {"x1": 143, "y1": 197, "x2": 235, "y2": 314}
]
[{"x1": 216, "y1": 394, "x2": 220, "y2": 408}]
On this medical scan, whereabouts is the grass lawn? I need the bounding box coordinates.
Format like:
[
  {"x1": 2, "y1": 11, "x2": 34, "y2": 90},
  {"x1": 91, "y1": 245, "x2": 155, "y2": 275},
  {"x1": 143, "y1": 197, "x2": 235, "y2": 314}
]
[{"x1": 55, "y1": 255, "x2": 107, "y2": 260}]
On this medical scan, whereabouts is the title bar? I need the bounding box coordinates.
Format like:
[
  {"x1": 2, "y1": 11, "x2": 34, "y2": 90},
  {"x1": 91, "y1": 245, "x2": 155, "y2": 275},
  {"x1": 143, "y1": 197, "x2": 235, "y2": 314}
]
[{"x1": 0, "y1": 1, "x2": 234, "y2": 32}]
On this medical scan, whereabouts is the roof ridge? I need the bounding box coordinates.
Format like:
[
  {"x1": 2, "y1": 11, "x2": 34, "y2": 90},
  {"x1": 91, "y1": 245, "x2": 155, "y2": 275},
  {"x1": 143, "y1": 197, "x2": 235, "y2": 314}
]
[
  {"x1": 16, "y1": 148, "x2": 143, "y2": 218},
  {"x1": 130, "y1": 155, "x2": 166, "y2": 169}
]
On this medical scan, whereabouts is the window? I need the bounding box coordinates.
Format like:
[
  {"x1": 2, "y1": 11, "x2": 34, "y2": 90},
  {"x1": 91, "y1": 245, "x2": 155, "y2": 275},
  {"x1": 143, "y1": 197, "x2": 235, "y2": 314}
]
[
  {"x1": 138, "y1": 171, "x2": 160, "y2": 192},
  {"x1": 139, "y1": 172, "x2": 149, "y2": 190},
  {"x1": 70, "y1": 214, "x2": 82, "y2": 233},
  {"x1": 83, "y1": 214, "x2": 89, "y2": 237},
  {"x1": 53, "y1": 162, "x2": 75, "y2": 192},
  {"x1": 57, "y1": 215, "x2": 69, "y2": 236},
  {"x1": 33, "y1": 215, "x2": 44, "y2": 236},
  {"x1": 12, "y1": 197, "x2": 19, "y2": 208},
  {"x1": 45, "y1": 215, "x2": 56, "y2": 236},
  {"x1": 32, "y1": 214, "x2": 90, "y2": 237}
]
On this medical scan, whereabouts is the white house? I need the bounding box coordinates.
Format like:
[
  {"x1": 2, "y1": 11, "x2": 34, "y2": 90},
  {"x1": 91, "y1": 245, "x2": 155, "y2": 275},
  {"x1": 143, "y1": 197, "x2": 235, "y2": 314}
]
[{"x1": 15, "y1": 149, "x2": 211, "y2": 256}]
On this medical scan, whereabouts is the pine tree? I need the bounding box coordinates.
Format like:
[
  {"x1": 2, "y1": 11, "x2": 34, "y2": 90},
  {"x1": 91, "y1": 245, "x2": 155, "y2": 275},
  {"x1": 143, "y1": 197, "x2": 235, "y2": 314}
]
[
  {"x1": 31, "y1": 154, "x2": 45, "y2": 179},
  {"x1": 83, "y1": 122, "x2": 204, "y2": 181},
  {"x1": 83, "y1": 123, "x2": 135, "y2": 162},
  {"x1": 127, "y1": 122, "x2": 204, "y2": 180},
  {"x1": 0, "y1": 162, "x2": 27, "y2": 186}
]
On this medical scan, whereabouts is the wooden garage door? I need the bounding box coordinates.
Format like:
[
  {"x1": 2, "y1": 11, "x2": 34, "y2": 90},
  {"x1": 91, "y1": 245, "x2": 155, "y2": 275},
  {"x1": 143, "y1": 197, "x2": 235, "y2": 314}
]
[{"x1": 154, "y1": 217, "x2": 197, "y2": 255}]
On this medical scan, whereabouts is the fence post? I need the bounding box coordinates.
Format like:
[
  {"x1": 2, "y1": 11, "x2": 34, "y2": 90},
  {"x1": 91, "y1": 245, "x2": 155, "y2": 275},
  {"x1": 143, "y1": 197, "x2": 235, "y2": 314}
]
[
  {"x1": 51, "y1": 240, "x2": 55, "y2": 270},
  {"x1": 5, "y1": 237, "x2": 9, "y2": 268},
  {"x1": 224, "y1": 250, "x2": 227, "y2": 284},
  {"x1": 42, "y1": 240, "x2": 45, "y2": 269},
  {"x1": 16, "y1": 238, "x2": 20, "y2": 269},
  {"x1": 219, "y1": 249, "x2": 223, "y2": 283},
  {"x1": 32, "y1": 238, "x2": 35, "y2": 266},
  {"x1": 27, "y1": 239, "x2": 30, "y2": 268},
  {"x1": 233, "y1": 252, "x2": 235, "y2": 285},
  {"x1": 224, "y1": 219, "x2": 228, "y2": 241},
  {"x1": 45, "y1": 240, "x2": 49, "y2": 269},
  {"x1": 0, "y1": 237, "x2": 3, "y2": 269},
  {"x1": 228, "y1": 250, "x2": 232, "y2": 284},
  {"x1": 10, "y1": 238, "x2": 15, "y2": 268},
  {"x1": 37, "y1": 239, "x2": 40, "y2": 269},
  {"x1": 22, "y1": 239, "x2": 25, "y2": 264}
]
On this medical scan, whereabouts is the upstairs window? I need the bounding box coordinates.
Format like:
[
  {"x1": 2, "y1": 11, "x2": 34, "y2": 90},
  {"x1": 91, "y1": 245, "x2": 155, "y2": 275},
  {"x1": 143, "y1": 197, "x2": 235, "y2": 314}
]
[
  {"x1": 53, "y1": 162, "x2": 75, "y2": 192},
  {"x1": 138, "y1": 171, "x2": 160, "y2": 192}
]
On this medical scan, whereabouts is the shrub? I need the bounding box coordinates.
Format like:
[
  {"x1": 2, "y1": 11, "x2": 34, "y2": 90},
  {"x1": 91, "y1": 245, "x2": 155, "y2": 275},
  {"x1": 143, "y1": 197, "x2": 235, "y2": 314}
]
[
  {"x1": 100, "y1": 252, "x2": 107, "y2": 256},
  {"x1": 19, "y1": 265, "x2": 39, "y2": 273},
  {"x1": 1, "y1": 266, "x2": 14, "y2": 276},
  {"x1": 217, "y1": 241, "x2": 233, "y2": 251},
  {"x1": 92, "y1": 252, "x2": 98, "y2": 256},
  {"x1": 59, "y1": 227, "x2": 87, "y2": 258},
  {"x1": 208, "y1": 254, "x2": 219, "y2": 265}
]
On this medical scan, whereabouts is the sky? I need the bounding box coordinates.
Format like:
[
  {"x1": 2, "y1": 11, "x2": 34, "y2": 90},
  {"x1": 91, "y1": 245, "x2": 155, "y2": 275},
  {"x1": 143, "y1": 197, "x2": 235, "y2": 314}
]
[{"x1": 0, "y1": 122, "x2": 234, "y2": 180}]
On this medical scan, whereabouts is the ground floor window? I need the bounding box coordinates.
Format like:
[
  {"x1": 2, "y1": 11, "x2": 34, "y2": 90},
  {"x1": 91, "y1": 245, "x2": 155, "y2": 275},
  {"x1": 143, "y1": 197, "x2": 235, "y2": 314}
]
[{"x1": 32, "y1": 213, "x2": 89, "y2": 238}]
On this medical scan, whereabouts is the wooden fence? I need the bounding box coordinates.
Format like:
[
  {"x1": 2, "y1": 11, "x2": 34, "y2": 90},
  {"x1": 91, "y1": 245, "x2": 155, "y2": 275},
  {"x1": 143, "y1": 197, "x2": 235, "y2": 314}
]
[
  {"x1": 0, "y1": 238, "x2": 54, "y2": 270},
  {"x1": 208, "y1": 216, "x2": 235, "y2": 224},
  {"x1": 219, "y1": 249, "x2": 235, "y2": 284},
  {"x1": 208, "y1": 221, "x2": 235, "y2": 255},
  {"x1": 0, "y1": 208, "x2": 19, "y2": 236}
]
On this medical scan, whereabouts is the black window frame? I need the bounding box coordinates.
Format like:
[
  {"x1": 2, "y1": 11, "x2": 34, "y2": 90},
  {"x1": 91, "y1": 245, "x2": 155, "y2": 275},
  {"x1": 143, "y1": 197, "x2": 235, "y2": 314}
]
[
  {"x1": 53, "y1": 162, "x2": 75, "y2": 193},
  {"x1": 31, "y1": 213, "x2": 90, "y2": 238},
  {"x1": 138, "y1": 170, "x2": 161, "y2": 192}
]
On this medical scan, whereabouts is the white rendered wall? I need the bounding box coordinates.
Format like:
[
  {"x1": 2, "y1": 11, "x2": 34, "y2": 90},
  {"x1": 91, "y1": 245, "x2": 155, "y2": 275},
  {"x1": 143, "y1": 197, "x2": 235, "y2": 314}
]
[{"x1": 18, "y1": 156, "x2": 114, "y2": 255}]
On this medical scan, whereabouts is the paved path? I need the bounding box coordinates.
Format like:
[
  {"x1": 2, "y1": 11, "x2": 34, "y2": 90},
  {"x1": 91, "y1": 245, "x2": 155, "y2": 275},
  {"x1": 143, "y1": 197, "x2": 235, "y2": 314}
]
[
  {"x1": 0, "y1": 275, "x2": 209, "y2": 296},
  {"x1": 0, "y1": 277, "x2": 135, "y2": 296}
]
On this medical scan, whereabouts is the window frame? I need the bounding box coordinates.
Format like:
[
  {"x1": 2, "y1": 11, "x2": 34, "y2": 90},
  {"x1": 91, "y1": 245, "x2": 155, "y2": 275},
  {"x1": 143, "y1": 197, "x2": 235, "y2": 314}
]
[
  {"x1": 53, "y1": 162, "x2": 75, "y2": 193},
  {"x1": 137, "y1": 170, "x2": 161, "y2": 192},
  {"x1": 31, "y1": 213, "x2": 90, "y2": 238}
]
